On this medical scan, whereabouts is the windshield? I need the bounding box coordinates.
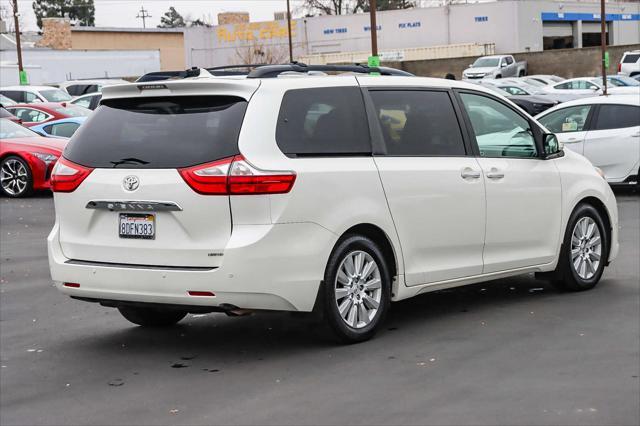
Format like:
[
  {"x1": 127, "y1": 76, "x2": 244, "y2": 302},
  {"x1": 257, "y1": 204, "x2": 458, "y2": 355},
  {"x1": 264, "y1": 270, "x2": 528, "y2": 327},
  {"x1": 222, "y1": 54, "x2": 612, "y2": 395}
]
[
  {"x1": 472, "y1": 58, "x2": 500, "y2": 67},
  {"x1": 611, "y1": 76, "x2": 640, "y2": 86},
  {"x1": 0, "y1": 118, "x2": 39, "y2": 139},
  {"x1": 40, "y1": 89, "x2": 72, "y2": 102},
  {"x1": 52, "y1": 104, "x2": 92, "y2": 117}
]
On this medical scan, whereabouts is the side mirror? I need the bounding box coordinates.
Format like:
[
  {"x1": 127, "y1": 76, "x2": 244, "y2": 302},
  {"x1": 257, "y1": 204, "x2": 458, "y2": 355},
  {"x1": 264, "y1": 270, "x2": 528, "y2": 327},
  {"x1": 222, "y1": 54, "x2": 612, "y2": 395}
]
[
  {"x1": 469, "y1": 64, "x2": 473, "y2": 68},
  {"x1": 543, "y1": 133, "x2": 562, "y2": 158},
  {"x1": 501, "y1": 63, "x2": 507, "y2": 68}
]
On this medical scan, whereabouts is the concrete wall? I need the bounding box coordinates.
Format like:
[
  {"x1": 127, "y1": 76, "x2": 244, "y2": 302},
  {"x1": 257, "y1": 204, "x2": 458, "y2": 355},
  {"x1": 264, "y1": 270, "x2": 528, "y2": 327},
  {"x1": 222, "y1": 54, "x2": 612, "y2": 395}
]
[
  {"x1": 70, "y1": 30, "x2": 184, "y2": 70},
  {"x1": 0, "y1": 49, "x2": 161, "y2": 84},
  {"x1": 385, "y1": 43, "x2": 640, "y2": 80}
]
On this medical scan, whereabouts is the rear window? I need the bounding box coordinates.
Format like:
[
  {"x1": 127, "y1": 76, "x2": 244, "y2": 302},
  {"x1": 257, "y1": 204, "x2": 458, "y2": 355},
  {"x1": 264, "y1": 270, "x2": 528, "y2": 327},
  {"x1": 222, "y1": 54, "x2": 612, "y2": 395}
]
[
  {"x1": 40, "y1": 89, "x2": 72, "y2": 102},
  {"x1": 64, "y1": 96, "x2": 247, "y2": 168},
  {"x1": 276, "y1": 87, "x2": 371, "y2": 157},
  {"x1": 52, "y1": 104, "x2": 92, "y2": 117},
  {"x1": 622, "y1": 54, "x2": 640, "y2": 63}
]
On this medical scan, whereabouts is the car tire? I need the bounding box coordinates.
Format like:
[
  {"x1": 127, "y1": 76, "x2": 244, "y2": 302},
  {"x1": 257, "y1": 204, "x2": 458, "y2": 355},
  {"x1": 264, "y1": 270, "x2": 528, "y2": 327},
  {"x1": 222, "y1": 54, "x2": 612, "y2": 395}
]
[
  {"x1": 552, "y1": 203, "x2": 608, "y2": 292},
  {"x1": 0, "y1": 156, "x2": 33, "y2": 198},
  {"x1": 118, "y1": 306, "x2": 187, "y2": 327},
  {"x1": 519, "y1": 70, "x2": 526, "y2": 77},
  {"x1": 323, "y1": 234, "x2": 391, "y2": 343},
  {"x1": 495, "y1": 75, "x2": 502, "y2": 79}
]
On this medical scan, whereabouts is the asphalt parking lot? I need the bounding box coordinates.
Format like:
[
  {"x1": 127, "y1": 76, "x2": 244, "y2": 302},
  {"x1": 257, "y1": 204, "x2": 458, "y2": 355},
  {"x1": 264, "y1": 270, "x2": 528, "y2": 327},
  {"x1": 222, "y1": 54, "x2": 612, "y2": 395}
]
[{"x1": 0, "y1": 192, "x2": 638, "y2": 426}]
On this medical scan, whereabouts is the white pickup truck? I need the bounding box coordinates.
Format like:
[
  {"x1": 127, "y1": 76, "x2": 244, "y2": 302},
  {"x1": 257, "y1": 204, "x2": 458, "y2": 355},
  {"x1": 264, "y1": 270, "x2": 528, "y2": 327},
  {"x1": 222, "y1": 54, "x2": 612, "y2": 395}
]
[{"x1": 462, "y1": 55, "x2": 528, "y2": 80}]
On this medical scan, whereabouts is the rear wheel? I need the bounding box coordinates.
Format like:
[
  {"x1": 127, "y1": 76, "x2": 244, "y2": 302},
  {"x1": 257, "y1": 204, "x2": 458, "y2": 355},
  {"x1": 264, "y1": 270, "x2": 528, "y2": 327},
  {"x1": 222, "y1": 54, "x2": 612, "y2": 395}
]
[
  {"x1": 118, "y1": 306, "x2": 187, "y2": 327},
  {"x1": 552, "y1": 204, "x2": 608, "y2": 292},
  {"x1": 0, "y1": 156, "x2": 33, "y2": 198},
  {"x1": 323, "y1": 235, "x2": 391, "y2": 343},
  {"x1": 519, "y1": 70, "x2": 526, "y2": 77}
]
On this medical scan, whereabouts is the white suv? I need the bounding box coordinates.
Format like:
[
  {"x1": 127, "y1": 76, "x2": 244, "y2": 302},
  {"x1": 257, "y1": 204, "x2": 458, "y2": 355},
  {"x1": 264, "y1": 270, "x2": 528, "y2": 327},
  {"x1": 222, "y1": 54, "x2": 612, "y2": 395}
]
[{"x1": 48, "y1": 65, "x2": 619, "y2": 342}]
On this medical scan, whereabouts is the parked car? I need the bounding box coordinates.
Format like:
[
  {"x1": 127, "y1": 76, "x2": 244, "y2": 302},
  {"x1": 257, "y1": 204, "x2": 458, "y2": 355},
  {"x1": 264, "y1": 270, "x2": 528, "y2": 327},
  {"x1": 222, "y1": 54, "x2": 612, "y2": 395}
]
[
  {"x1": 69, "y1": 92, "x2": 102, "y2": 110},
  {"x1": 48, "y1": 66, "x2": 618, "y2": 342},
  {"x1": 58, "y1": 79, "x2": 129, "y2": 97},
  {"x1": 5, "y1": 102, "x2": 91, "y2": 127},
  {"x1": 30, "y1": 117, "x2": 87, "y2": 138},
  {"x1": 536, "y1": 95, "x2": 639, "y2": 188},
  {"x1": 0, "y1": 94, "x2": 17, "y2": 107},
  {"x1": 523, "y1": 75, "x2": 565, "y2": 86},
  {"x1": 462, "y1": 55, "x2": 527, "y2": 80},
  {"x1": 477, "y1": 78, "x2": 579, "y2": 103},
  {"x1": 618, "y1": 50, "x2": 640, "y2": 77},
  {"x1": 0, "y1": 85, "x2": 72, "y2": 103},
  {"x1": 0, "y1": 106, "x2": 22, "y2": 124},
  {"x1": 602, "y1": 75, "x2": 640, "y2": 88},
  {"x1": 543, "y1": 77, "x2": 639, "y2": 96},
  {"x1": 0, "y1": 118, "x2": 66, "y2": 197},
  {"x1": 480, "y1": 84, "x2": 558, "y2": 115}
]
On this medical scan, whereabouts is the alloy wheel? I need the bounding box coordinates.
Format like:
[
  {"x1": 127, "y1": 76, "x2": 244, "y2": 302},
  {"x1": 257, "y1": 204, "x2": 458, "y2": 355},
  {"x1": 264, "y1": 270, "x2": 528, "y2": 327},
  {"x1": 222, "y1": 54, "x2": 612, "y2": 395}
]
[
  {"x1": 334, "y1": 250, "x2": 382, "y2": 329},
  {"x1": 571, "y1": 216, "x2": 602, "y2": 280},
  {"x1": 1, "y1": 159, "x2": 29, "y2": 196}
]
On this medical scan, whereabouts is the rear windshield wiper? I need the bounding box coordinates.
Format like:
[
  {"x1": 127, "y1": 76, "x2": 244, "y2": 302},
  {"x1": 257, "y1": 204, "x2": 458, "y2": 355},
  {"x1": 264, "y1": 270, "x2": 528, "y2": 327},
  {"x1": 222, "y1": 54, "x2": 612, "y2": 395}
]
[{"x1": 110, "y1": 158, "x2": 150, "y2": 168}]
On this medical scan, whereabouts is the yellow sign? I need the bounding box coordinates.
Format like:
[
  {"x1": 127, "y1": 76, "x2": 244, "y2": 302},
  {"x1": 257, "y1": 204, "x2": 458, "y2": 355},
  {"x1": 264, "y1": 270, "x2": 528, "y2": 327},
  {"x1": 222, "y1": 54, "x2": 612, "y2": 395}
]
[{"x1": 217, "y1": 21, "x2": 297, "y2": 43}]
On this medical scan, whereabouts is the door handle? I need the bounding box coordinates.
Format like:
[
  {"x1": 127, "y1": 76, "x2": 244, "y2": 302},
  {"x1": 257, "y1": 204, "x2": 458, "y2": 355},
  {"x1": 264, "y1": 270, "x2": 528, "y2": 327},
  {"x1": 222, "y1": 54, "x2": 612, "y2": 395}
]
[
  {"x1": 486, "y1": 168, "x2": 505, "y2": 179},
  {"x1": 461, "y1": 168, "x2": 481, "y2": 180}
]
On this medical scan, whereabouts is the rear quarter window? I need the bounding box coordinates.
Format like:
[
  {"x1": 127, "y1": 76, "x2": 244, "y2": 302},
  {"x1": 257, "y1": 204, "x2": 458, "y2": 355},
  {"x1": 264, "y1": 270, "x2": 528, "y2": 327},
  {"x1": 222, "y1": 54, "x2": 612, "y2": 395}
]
[
  {"x1": 276, "y1": 87, "x2": 371, "y2": 157},
  {"x1": 63, "y1": 96, "x2": 248, "y2": 168},
  {"x1": 593, "y1": 104, "x2": 640, "y2": 130}
]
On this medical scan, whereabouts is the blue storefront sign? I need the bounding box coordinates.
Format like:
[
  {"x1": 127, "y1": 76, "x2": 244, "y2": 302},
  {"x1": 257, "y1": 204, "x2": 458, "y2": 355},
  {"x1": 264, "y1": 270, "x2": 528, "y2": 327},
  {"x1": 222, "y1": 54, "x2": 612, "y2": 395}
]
[{"x1": 541, "y1": 12, "x2": 640, "y2": 22}]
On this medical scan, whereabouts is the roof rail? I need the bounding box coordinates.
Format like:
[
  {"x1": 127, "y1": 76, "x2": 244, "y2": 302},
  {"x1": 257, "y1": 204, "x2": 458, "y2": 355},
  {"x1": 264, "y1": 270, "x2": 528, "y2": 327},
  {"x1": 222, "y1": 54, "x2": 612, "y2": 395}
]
[{"x1": 246, "y1": 63, "x2": 413, "y2": 78}]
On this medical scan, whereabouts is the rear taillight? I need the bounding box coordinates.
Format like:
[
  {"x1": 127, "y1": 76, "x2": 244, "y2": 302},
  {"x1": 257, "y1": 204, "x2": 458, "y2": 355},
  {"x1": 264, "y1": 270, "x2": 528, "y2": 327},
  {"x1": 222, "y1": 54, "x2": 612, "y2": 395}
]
[
  {"x1": 618, "y1": 63, "x2": 622, "y2": 72},
  {"x1": 51, "y1": 157, "x2": 94, "y2": 193},
  {"x1": 178, "y1": 155, "x2": 296, "y2": 196}
]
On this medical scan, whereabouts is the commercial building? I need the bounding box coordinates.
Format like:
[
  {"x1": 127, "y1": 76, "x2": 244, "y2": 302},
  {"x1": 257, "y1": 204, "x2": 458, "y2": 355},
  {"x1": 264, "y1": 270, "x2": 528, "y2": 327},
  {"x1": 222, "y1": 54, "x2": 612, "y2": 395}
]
[{"x1": 184, "y1": 0, "x2": 640, "y2": 68}]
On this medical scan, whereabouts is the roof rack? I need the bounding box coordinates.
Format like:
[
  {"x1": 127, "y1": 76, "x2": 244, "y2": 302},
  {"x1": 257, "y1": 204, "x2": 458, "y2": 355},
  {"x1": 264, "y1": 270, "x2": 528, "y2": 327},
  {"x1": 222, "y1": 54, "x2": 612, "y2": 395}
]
[{"x1": 246, "y1": 63, "x2": 413, "y2": 78}]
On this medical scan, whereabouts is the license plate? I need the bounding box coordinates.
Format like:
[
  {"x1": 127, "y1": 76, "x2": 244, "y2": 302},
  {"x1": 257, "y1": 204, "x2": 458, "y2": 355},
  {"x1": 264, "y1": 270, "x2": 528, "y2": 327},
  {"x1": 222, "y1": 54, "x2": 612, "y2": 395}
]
[{"x1": 119, "y1": 213, "x2": 155, "y2": 240}]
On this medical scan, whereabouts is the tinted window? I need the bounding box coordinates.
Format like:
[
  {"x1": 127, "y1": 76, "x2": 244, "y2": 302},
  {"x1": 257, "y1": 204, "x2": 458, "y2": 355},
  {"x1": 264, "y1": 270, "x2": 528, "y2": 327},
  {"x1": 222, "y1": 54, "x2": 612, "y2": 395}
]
[
  {"x1": 276, "y1": 87, "x2": 370, "y2": 157},
  {"x1": 65, "y1": 85, "x2": 85, "y2": 96},
  {"x1": 538, "y1": 105, "x2": 592, "y2": 133},
  {"x1": 505, "y1": 57, "x2": 514, "y2": 65},
  {"x1": 1, "y1": 91, "x2": 24, "y2": 103},
  {"x1": 369, "y1": 90, "x2": 465, "y2": 156},
  {"x1": 622, "y1": 54, "x2": 640, "y2": 63},
  {"x1": 460, "y1": 93, "x2": 537, "y2": 158},
  {"x1": 50, "y1": 122, "x2": 80, "y2": 138},
  {"x1": 64, "y1": 96, "x2": 247, "y2": 168},
  {"x1": 593, "y1": 104, "x2": 640, "y2": 130}
]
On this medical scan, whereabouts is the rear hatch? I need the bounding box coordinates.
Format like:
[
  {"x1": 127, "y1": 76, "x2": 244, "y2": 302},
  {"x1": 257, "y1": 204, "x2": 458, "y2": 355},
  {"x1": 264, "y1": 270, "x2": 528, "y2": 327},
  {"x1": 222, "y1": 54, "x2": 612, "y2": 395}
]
[{"x1": 53, "y1": 80, "x2": 259, "y2": 267}]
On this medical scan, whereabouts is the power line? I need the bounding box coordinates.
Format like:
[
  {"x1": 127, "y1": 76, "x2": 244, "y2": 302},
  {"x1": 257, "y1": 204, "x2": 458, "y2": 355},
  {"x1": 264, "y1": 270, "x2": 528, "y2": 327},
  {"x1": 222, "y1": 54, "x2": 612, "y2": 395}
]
[{"x1": 135, "y1": 5, "x2": 151, "y2": 28}]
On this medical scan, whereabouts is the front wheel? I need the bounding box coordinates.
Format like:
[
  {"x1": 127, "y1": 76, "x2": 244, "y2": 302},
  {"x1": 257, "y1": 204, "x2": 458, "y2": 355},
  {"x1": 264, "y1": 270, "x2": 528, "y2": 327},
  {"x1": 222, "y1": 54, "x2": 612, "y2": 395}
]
[
  {"x1": 118, "y1": 306, "x2": 187, "y2": 327},
  {"x1": 553, "y1": 204, "x2": 608, "y2": 291},
  {"x1": 323, "y1": 235, "x2": 391, "y2": 343},
  {"x1": 0, "y1": 156, "x2": 33, "y2": 198}
]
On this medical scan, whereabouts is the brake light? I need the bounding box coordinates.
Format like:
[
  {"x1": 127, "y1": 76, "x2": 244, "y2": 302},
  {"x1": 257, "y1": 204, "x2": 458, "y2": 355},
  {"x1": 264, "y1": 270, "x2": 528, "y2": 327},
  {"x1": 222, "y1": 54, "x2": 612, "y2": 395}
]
[
  {"x1": 178, "y1": 155, "x2": 296, "y2": 195},
  {"x1": 618, "y1": 63, "x2": 622, "y2": 72},
  {"x1": 51, "y1": 157, "x2": 94, "y2": 193}
]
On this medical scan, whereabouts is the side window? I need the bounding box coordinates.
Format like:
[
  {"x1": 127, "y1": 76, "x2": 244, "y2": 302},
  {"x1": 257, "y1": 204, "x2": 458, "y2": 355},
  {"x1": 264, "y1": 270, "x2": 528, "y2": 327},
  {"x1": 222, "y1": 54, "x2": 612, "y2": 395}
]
[
  {"x1": 554, "y1": 82, "x2": 570, "y2": 90},
  {"x1": 11, "y1": 108, "x2": 47, "y2": 122},
  {"x1": 73, "y1": 97, "x2": 92, "y2": 109},
  {"x1": 538, "y1": 105, "x2": 592, "y2": 133},
  {"x1": 65, "y1": 85, "x2": 83, "y2": 96},
  {"x1": 501, "y1": 86, "x2": 527, "y2": 96},
  {"x1": 1, "y1": 91, "x2": 24, "y2": 102},
  {"x1": 24, "y1": 92, "x2": 38, "y2": 103},
  {"x1": 506, "y1": 56, "x2": 514, "y2": 65},
  {"x1": 593, "y1": 105, "x2": 640, "y2": 130},
  {"x1": 460, "y1": 92, "x2": 537, "y2": 158},
  {"x1": 369, "y1": 90, "x2": 466, "y2": 156},
  {"x1": 50, "y1": 122, "x2": 80, "y2": 138},
  {"x1": 276, "y1": 87, "x2": 370, "y2": 157},
  {"x1": 43, "y1": 125, "x2": 54, "y2": 134}
]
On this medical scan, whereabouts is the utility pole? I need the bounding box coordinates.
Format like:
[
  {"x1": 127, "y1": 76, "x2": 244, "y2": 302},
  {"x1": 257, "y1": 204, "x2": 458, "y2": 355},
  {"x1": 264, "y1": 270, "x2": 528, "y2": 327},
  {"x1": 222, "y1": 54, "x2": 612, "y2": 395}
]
[
  {"x1": 136, "y1": 6, "x2": 151, "y2": 29},
  {"x1": 286, "y1": 0, "x2": 293, "y2": 63},
  {"x1": 369, "y1": 0, "x2": 379, "y2": 57},
  {"x1": 12, "y1": 0, "x2": 26, "y2": 85},
  {"x1": 600, "y1": 0, "x2": 608, "y2": 95}
]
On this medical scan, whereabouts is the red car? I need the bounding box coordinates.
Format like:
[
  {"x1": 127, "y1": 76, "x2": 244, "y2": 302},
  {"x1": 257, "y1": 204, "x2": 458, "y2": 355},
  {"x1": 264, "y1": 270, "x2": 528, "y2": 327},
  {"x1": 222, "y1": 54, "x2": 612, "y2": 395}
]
[
  {"x1": 1, "y1": 119, "x2": 67, "y2": 197},
  {"x1": 4, "y1": 102, "x2": 91, "y2": 128}
]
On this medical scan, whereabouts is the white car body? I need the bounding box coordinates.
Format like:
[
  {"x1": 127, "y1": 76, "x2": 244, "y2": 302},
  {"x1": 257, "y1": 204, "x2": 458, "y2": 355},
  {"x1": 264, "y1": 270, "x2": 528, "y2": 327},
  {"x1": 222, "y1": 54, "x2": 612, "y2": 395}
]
[
  {"x1": 536, "y1": 95, "x2": 640, "y2": 185},
  {"x1": 462, "y1": 55, "x2": 527, "y2": 80},
  {"x1": 0, "y1": 85, "x2": 72, "y2": 103},
  {"x1": 619, "y1": 50, "x2": 640, "y2": 77},
  {"x1": 543, "y1": 78, "x2": 640, "y2": 97},
  {"x1": 524, "y1": 75, "x2": 565, "y2": 86},
  {"x1": 47, "y1": 71, "x2": 619, "y2": 339}
]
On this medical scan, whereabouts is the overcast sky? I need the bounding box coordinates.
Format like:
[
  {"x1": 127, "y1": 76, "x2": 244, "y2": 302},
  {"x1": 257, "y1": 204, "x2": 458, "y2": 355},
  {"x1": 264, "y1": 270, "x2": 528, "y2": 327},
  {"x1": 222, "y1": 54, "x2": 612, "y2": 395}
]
[{"x1": 3, "y1": 0, "x2": 310, "y2": 32}]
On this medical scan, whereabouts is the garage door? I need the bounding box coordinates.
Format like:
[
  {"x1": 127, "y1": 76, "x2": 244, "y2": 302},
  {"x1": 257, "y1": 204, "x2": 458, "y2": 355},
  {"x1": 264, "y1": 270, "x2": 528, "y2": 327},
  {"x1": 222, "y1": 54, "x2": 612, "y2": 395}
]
[{"x1": 543, "y1": 22, "x2": 573, "y2": 50}]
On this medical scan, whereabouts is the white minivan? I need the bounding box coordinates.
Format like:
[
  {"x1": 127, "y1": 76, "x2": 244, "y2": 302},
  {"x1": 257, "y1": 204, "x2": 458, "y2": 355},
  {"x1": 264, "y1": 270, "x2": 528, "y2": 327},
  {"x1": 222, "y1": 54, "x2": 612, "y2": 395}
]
[{"x1": 48, "y1": 65, "x2": 619, "y2": 342}]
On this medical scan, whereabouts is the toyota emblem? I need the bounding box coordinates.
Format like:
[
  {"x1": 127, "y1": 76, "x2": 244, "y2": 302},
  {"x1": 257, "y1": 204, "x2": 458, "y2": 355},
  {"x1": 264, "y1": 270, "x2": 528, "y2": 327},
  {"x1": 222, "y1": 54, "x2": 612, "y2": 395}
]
[{"x1": 122, "y1": 175, "x2": 140, "y2": 192}]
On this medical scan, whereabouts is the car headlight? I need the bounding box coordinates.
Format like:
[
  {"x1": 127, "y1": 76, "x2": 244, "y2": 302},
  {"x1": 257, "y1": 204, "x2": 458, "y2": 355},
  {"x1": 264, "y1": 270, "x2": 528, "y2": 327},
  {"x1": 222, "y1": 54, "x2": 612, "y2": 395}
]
[
  {"x1": 594, "y1": 167, "x2": 606, "y2": 180},
  {"x1": 32, "y1": 152, "x2": 59, "y2": 166}
]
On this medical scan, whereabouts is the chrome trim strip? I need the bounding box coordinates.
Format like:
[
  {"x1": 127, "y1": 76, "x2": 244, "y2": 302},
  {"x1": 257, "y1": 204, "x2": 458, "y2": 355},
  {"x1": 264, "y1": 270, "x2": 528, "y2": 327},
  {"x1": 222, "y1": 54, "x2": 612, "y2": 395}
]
[
  {"x1": 85, "y1": 200, "x2": 182, "y2": 212},
  {"x1": 65, "y1": 259, "x2": 215, "y2": 271}
]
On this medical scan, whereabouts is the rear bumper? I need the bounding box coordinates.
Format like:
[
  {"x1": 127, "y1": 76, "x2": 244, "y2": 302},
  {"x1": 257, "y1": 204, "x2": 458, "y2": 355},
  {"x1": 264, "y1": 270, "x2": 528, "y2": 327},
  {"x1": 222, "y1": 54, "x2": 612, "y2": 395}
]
[{"x1": 48, "y1": 222, "x2": 336, "y2": 312}]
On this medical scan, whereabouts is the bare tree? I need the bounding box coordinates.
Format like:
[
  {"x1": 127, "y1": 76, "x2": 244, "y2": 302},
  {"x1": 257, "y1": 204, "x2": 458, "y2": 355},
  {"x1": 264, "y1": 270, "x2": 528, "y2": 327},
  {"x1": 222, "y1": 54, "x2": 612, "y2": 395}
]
[
  {"x1": 235, "y1": 42, "x2": 289, "y2": 65},
  {"x1": 300, "y1": 0, "x2": 360, "y2": 16}
]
